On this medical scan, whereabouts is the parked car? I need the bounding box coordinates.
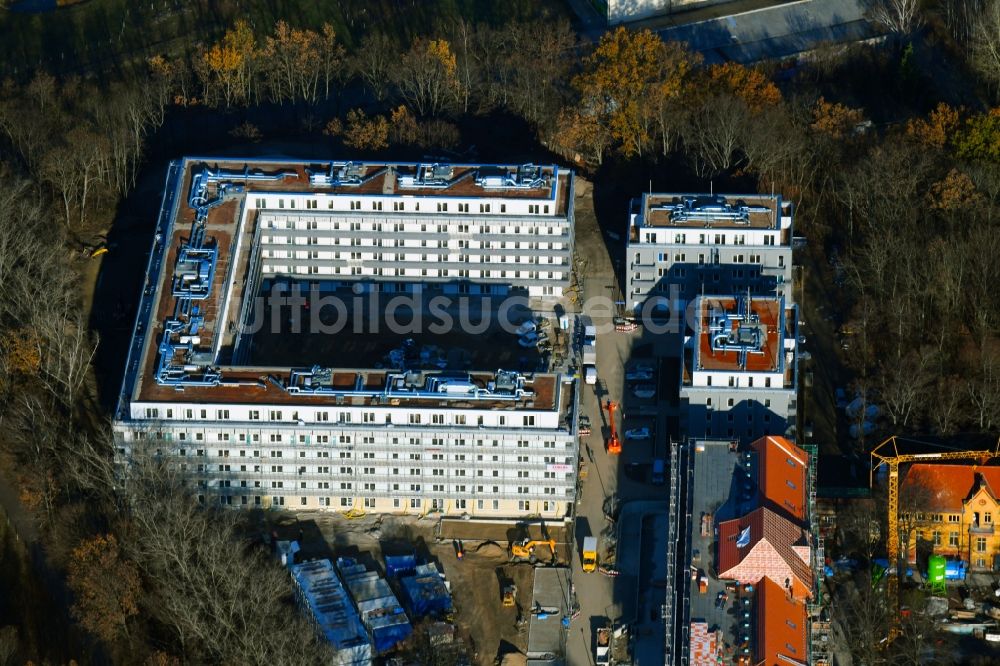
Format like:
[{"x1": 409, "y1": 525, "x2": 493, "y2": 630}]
[
  {"x1": 624, "y1": 427, "x2": 651, "y2": 441},
  {"x1": 518, "y1": 335, "x2": 538, "y2": 348},
  {"x1": 632, "y1": 384, "x2": 656, "y2": 399}
]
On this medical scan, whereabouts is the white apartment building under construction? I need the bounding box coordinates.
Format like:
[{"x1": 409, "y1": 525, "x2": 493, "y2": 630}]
[
  {"x1": 679, "y1": 294, "x2": 798, "y2": 443},
  {"x1": 625, "y1": 193, "x2": 793, "y2": 315},
  {"x1": 113, "y1": 157, "x2": 579, "y2": 519}
]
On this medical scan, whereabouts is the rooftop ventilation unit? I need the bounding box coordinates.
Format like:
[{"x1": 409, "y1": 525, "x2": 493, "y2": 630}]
[
  {"x1": 307, "y1": 161, "x2": 375, "y2": 187},
  {"x1": 661, "y1": 195, "x2": 770, "y2": 226},
  {"x1": 475, "y1": 164, "x2": 550, "y2": 190},
  {"x1": 398, "y1": 163, "x2": 455, "y2": 189}
]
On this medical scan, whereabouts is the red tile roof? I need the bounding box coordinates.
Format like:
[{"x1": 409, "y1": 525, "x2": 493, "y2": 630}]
[
  {"x1": 717, "y1": 507, "x2": 813, "y2": 600},
  {"x1": 901, "y1": 464, "x2": 1000, "y2": 512},
  {"x1": 755, "y1": 577, "x2": 808, "y2": 666},
  {"x1": 752, "y1": 436, "x2": 808, "y2": 523}
]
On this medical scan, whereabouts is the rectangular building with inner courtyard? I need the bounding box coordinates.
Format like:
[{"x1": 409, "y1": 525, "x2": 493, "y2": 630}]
[{"x1": 113, "y1": 157, "x2": 579, "y2": 519}]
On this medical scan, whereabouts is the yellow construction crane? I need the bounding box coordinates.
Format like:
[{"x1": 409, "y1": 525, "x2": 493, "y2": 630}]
[{"x1": 870, "y1": 436, "x2": 1000, "y2": 636}]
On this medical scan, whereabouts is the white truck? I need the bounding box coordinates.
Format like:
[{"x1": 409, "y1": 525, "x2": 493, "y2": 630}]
[{"x1": 579, "y1": 314, "x2": 598, "y2": 385}]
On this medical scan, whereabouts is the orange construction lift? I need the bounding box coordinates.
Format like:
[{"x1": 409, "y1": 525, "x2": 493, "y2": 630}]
[{"x1": 605, "y1": 401, "x2": 621, "y2": 455}]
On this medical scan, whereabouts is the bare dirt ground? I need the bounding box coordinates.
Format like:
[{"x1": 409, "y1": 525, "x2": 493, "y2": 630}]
[{"x1": 265, "y1": 511, "x2": 558, "y2": 665}]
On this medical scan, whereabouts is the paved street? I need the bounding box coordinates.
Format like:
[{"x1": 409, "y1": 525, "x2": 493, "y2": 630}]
[{"x1": 566, "y1": 266, "x2": 675, "y2": 666}]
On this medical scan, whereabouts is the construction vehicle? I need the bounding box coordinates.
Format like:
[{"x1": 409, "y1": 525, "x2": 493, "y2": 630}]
[
  {"x1": 510, "y1": 538, "x2": 557, "y2": 564},
  {"x1": 502, "y1": 583, "x2": 517, "y2": 607},
  {"x1": 871, "y1": 436, "x2": 1000, "y2": 639},
  {"x1": 582, "y1": 536, "x2": 598, "y2": 573},
  {"x1": 605, "y1": 401, "x2": 621, "y2": 455},
  {"x1": 596, "y1": 626, "x2": 611, "y2": 665}
]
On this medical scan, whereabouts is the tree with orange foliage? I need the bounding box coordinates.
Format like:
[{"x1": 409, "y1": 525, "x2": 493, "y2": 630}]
[
  {"x1": 389, "y1": 105, "x2": 419, "y2": 145},
  {"x1": 325, "y1": 109, "x2": 389, "y2": 151},
  {"x1": 706, "y1": 62, "x2": 782, "y2": 112},
  {"x1": 905, "y1": 102, "x2": 960, "y2": 149},
  {"x1": 928, "y1": 168, "x2": 984, "y2": 211},
  {"x1": 260, "y1": 21, "x2": 341, "y2": 105},
  {"x1": 195, "y1": 20, "x2": 257, "y2": 107},
  {"x1": 555, "y1": 107, "x2": 612, "y2": 166},
  {"x1": 262, "y1": 21, "x2": 321, "y2": 104},
  {"x1": 67, "y1": 534, "x2": 141, "y2": 644},
  {"x1": 573, "y1": 27, "x2": 679, "y2": 158},
  {"x1": 394, "y1": 38, "x2": 460, "y2": 117},
  {"x1": 811, "y1": 97, "x2": 866, "y2": 139},
  {"x1": 0, "y1": 327, "x2": 41, "y2": 379}
]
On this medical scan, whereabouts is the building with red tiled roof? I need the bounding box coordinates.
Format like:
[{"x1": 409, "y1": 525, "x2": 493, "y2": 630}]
[
  {"x1": 753, "y1": 436, "x2": 809, "y2": 524},
  {"x1": 900, "y1": 463, "x2": 1000, "y2": 570},
  {"x1": 755, "y1": 577, "x2": 808, "y2": 666},
  {"x1": 717, "y1": 506, "x2": 813, "y2": 600}
]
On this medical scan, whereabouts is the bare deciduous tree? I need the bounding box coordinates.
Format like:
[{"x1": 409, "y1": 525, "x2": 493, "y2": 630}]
[
  {"x1": 870, "y1": 0, "x2": 924, "y2": 35},
  {"x1": 121, "y1": 448, "x2": 332, "y2": 665},
  {"x1": 352, "y1": 32, "x2": 395, "y2": 101},
  {"x1": 970, "y1": 0, "x2": 1000, "y2": 95}
]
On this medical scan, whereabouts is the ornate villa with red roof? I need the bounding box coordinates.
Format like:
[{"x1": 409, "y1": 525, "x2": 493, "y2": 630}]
[{"x1": 900, "y1": 463, "x2": 1000, "y2": 570}]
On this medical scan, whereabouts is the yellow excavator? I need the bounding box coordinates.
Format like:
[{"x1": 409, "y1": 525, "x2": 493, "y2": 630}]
[{"x1": 509, "y1": 538, "x2": 557, "y2": 564}]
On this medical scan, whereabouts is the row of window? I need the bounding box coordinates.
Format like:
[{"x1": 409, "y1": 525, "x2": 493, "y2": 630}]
[
  {"x1": 266, "y1": 241, "x2": 566, "y2": 255},
  {"x1": 141, "y1": 408, "x2": 541, "y2": 427},
  {"x1": 644, "y1": 251, "x2": 772, "y2": 265},
  {"x1": 181, "y1": 462, "x2": 569, "y2": 480},
  {"x1": 643, "y1": 232, "x2": 780, "y2": 245},
  {"x1": 265, "y1": 217, "x2": 565, "y2": 235},
  {"x1": 927, "y1": 531, "x2": 991, "y2": 552},
  {"x1": 912, "y1": 512, "x2": 994, "y2": 524},
  {"x1": 704, "y1": 376, "x2": 778, "y2": 388},
  {"x1": 161, "y1": 447, "x2": 568, "y2": 463},
  {"x1": 268, "y1": 265, "x2": 565, "y2": 280},
  {"x1": 258, "y1": 197, "x2": 553, "y2": 216},
  {"x1": 264, "y1": 249, "x2": 566, "y2": 263},
  {"x1": 194, "y1": 476, "x2": 567, "y2": 494},
  {"x1": 205, "y1": 493, "x2": 553, "y2": 513}
]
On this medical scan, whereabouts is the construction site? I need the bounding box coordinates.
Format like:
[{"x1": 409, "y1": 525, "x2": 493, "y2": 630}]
[
  {"x1": 848, "y1": 436, "x2": 1000, "y2": 659},
  {"x1": 268, "y1": 510, "x2": 580, "y2": 665}
]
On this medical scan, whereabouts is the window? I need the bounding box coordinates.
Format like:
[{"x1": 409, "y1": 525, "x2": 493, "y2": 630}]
[
  {"x1": 932, "y1": 531, "x2": 941, "y2": 546},
  {"x1": 949, "y1": 531, "x2": 959, "y2": 547},
  {"x1": 986, "y1": 512, "x2": 993, "y2": 524},
  {"x1": 977, "y1": 537, "x2": 988, "y2": 552},
  {"x1": 949, "y1": 514, "x2": 961, "y2": 523}
]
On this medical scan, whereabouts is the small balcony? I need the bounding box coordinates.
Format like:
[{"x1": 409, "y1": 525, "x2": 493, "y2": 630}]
[{"x1": 970, "y1": 522, "x2": 995, "y2": 535}]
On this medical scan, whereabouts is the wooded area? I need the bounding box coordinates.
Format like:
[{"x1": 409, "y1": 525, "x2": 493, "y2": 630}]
[{"x1": 0, "y1": 0, "x2": 998, "y2": 662}]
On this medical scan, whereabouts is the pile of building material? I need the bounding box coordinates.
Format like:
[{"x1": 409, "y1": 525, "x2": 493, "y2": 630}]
[
  {"x1": 289, "y1": 559, "x2": 373, "y2": 666},
  {"x1": 399, "y1": 563, "x2": 453, "y2": 618},
  {"x1": 337, "y1": 557, "x2": 413, "y2": 654}
]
